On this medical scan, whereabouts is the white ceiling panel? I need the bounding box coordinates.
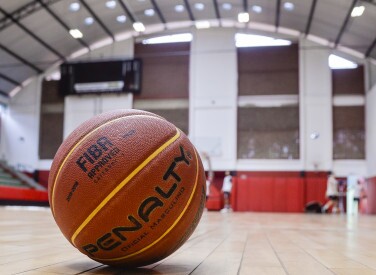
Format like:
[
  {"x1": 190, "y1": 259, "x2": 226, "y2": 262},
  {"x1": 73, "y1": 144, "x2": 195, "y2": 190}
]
[
  {"x1": 155, "y1": 0, "x2": 191, "y2": 22},
  {"x1": 84, "y1": 0, "x2": 133, "y2": 34},
  {"x1": 49, "y1": 0, "x2": 110, "y2": 45},
  {"x1": 280, "y1": 0, "x2": 312, "y2": 34},
  {"x1": 0, "y1": 24, "x2": 58, "y2": 67},
  {"x1": 19, "y1": 9, "x2": 82, "y2": 57},
  {"x1": 189, "y1": 0, "x2": 218, "y2": 21},
  {"x1": 0, "y1": 51, "x2": 37, "y2": 83},
  {"x1": 340, "y1": 2, "x2": 376, "y2": 54},
  {"x1": 217, "y1": 0, "x2": 243, "y2": 20},
  {"x1": 248, "y1": 0, "x2": 275, "y2": 26},
  {"x1": 309, "y1": 0, "x2": 354, "y2": 42}
]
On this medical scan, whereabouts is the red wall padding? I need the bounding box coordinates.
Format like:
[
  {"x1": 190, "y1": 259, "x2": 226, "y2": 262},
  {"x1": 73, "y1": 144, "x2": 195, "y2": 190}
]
[
  {"x1": 366, "y1": 177, "x2": 376, "y2": 214},
  {"x1": 232, "y1": 171, "x2": 328, "y2": 212},
  {"x1": 0, "y1": 186, "x2": 48, "y2": 202}
]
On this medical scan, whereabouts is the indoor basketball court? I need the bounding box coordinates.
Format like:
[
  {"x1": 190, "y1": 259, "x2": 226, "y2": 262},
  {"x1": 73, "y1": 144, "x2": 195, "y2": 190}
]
[{"x1": 1, "y1": 0, "x2": 376, "y2": 274}]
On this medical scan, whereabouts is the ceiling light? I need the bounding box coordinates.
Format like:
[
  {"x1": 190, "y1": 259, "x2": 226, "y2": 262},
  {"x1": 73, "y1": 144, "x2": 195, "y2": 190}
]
[
  {"x1": 84, "y1": 17, "x2": 94, "y2": 25},
  {"x1": 195, "y1": 20, "x2": 210, "y2": 29},
  {"x1": 222, "y1": 3, "x2": 232, "y2": 10},
  {"x1": 69, "y1": 2, "x2": 80, "y2": 12},
  {"x1": 133, "y1": 22, "x2": 145, "y2": 32},
  {"x1": 252, "y1": 5, "x2": 262, "y2": 13},
  {"x1": 235, "y1": 33, "x2": 291, "y2": 47},
  {"x1": 142, "y1": 33, "x2": 193, "y2": 44},
  {"x1": 283, "y1": 2, "x2": 295, "y2": 11},
  {"x1": 194, "y1": 3, "x2": 205, "y2": 11},
  {"x1": 328, "y1": 54, "x2": 358, "y2": 69},
  {"x1": 351, "y1": 6, "x2": 365, "y2": 17},
  {"x1": 238, "y1": 12, "x2": 249, "y2": 23},
  {"x1": 105, "y1": 0, "x2": 116, "y2": 9},
  {"x1": 175, "y1": 4, "x2": 185, "y2": 12},
  {"x1": 69, "y1": 29, "x2": 83, "y2": 39},
  {"x1": 116, "y1": 15, "x2": 127, "y2": 23},
  {"x1": 144, "y1": 9, "x2": 155, "y2": 16}
]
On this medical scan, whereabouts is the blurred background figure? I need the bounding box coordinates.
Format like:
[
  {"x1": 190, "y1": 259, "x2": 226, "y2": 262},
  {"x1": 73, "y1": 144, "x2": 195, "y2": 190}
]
[
  {"x1": 353, "y1": 179, "x2": 366, "y2": 215},
  {"x1": 221, "y1": 171, "x2": 232, "y2": 212},
  {"x1": 322, "y1": 171, "x2": 339, "y2": 213}
]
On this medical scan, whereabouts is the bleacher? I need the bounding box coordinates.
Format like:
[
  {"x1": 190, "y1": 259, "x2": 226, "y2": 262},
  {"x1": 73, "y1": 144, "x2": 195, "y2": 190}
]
[{"x1": 0, "y1": 162, "x2": 48, "y2": 206}]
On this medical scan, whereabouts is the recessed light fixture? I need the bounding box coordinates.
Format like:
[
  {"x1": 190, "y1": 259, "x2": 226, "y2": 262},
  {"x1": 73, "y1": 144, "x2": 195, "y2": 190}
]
[
  {"x1": 195, "y1": 20, "x2": 210, "y2": 29},
  {"x1": 194, "y1": 3, "x2": 205, "y2": 11},
  {"x1": 133, "y1": 22, "x2": 145, "y2": 32},
  {"x1": 105, "y1": 0, "x2": 116, "y2": 9},
  {"x1": 252, "y1": 5, "x2": 262, "y2": 13},
  {"x1": 69, "y1": 29, "x2": 83, "y2": 39},
  {"x1": 84, "y1": 17, "x2": 94, "y2": 25},
  {"x1": 116, "y1": 15, "x2": 127, "y2": 23},
  {"x1": 222, "y1": 3, "x2": 232, "y2": 11},
  {"x1": 351, "y1": 6, "x2": 365, "y2": 17},
  {"x1": 144, "y1": 9, "x2": 155, "y2": 16},
  {"x1": 238, "y1": 12, "x2": 249, "y2": 23},
  {"x1": 283, "y1": 2, "x2": 295, "y2": 11},
  {"x1": 175, "y1": 4, "x2": 185, "y2": 12},
  {"x1": 69, "y1": 2, "x2": 80, "y2": 12}
]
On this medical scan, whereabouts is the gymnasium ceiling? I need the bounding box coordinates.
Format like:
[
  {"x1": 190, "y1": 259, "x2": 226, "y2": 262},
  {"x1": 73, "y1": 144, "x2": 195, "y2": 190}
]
[{"x1": 0, "y1": 0, "x2": 376, "y2": 99}]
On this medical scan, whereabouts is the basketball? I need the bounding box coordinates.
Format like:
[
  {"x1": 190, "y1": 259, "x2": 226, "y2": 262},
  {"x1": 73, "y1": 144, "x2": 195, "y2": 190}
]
[{"x1": 48, "y1": 109, "x2": 206, "y2": 267}]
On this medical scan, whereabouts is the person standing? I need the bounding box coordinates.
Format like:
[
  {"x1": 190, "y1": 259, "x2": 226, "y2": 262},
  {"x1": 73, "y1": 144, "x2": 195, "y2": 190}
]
[
  {"x1": 221, "y1": 171, "x2": 232, "y2": 212},
  {"x1": 322, "y1": 171, "x2": 339, "y2": 213}
]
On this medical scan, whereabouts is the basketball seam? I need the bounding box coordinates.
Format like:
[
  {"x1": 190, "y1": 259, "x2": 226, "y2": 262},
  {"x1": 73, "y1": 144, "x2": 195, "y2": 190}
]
[
  {"x1": 50, "y1": 114, "x2": 167, "y2": 215},
  {"x1": 71, "y1": 129, "x2": 181, "y2": 245},
  {"x1": 90, "y1": 147, "x2": 200, "y2": 262}
]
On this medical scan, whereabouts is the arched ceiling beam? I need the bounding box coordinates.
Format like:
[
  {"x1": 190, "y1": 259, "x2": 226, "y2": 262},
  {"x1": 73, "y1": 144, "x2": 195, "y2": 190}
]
[
  {"x1": 117, "y1": 0, "x2": 136, "y2": 23},
  {"x1": 36, "y1": 0, "x2": 90, "y2": 50},
  {"x1": 0, "y1": 72, "x2": 21, "y2": 86},
  {"x1": 275, "y1": 0, "x2": 281, "y2": 28},
  {"x1": 183, "y1": 0, "x2": 195, "y2": 22},
  {"x1": 79, "y1": 0, "x2": 115, "y2": 42},
  {"x1": 0, "y1": 44, "x2": 43, "y2": 73},
  {"x1": 304, "y1": 0, "x2": 318, "y2": 36},
  {"x1": 334, "y1": 0, "x2": 358, "y2": 47},
  {"x1": 366, "y1": 37, "x2": 376, "y2": 57},
  {"x1": 150, "y1": 0, "x2": 166, "y2": 24},
  {"x1": 0, "y1": 5, "x2": 65, "y2": 60}
]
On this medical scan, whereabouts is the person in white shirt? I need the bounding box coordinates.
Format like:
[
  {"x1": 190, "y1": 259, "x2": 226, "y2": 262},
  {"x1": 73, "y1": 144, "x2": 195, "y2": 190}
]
[
  {"x1": 353, "y1": 180, "x2": 365, "y2": 214},
  {"x1": 322, "y1": 172, "x2": 339, "y2": 213},
  {"x1": 221, "y1": 171, "x2": 232, "y2": 211}
]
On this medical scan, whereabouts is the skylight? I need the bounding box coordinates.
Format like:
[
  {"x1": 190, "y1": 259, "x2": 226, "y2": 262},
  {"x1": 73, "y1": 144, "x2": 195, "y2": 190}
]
[
  {"x1": 69, "y1": 2, "x2": 80, "y2": 12},
  {"x1": 142, "y1": 33, "x2": 192, "y2": 44},
  {"x1": 222, "y1": 3, "x2": 232, "y2": 11},
  {"x1": 236, "y1": 34, "x2": 291, "y2": 47},
  {"x1": 328, "y1": 54, "x2": 358, "y2": 69},
  {"x1": 144, "y1": 9, "x2": 155, "y2": 16},
  {"x1": 283, "y1": 2, "x2": 295, "y2": 11},
  {"x1": 194, "y1": 3, "x2": 205, "y2": 11},
  {"x1": 106, "y1": 0, "x2": 116, "y2": 9},
  {"x1": 84, "y1": 17, "x2": 94, "y2": 25},
  {"x1": 175, "y1": 5, "x2": 185, "y2": 12},
  {"x1": 116, "y1": 15, "x2": 127, "y2": 23},
  {"x1": 252, "y1": 5, "x2": 262, "y2": 13}
]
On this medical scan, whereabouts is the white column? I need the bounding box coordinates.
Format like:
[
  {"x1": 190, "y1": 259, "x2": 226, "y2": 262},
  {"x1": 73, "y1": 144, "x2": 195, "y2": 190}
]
[
  {"x1": 189, "y1": 28, "x2": 238, "y2": 170},
  {"x1": 299, "y1": 38, "x2": 333, "y2": 171}
]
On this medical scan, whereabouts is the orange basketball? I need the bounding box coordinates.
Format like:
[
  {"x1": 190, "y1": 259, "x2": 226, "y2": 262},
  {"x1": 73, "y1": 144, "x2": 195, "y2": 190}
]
[{"x1": 48, "y1": 109, "x2": 206, "y2": 267}]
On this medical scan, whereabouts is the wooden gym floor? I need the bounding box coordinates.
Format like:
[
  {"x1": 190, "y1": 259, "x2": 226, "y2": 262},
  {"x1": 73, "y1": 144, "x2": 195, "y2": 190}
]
[{"x1": 1, "y1": 206, "x2": 376, "y2": 275}]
